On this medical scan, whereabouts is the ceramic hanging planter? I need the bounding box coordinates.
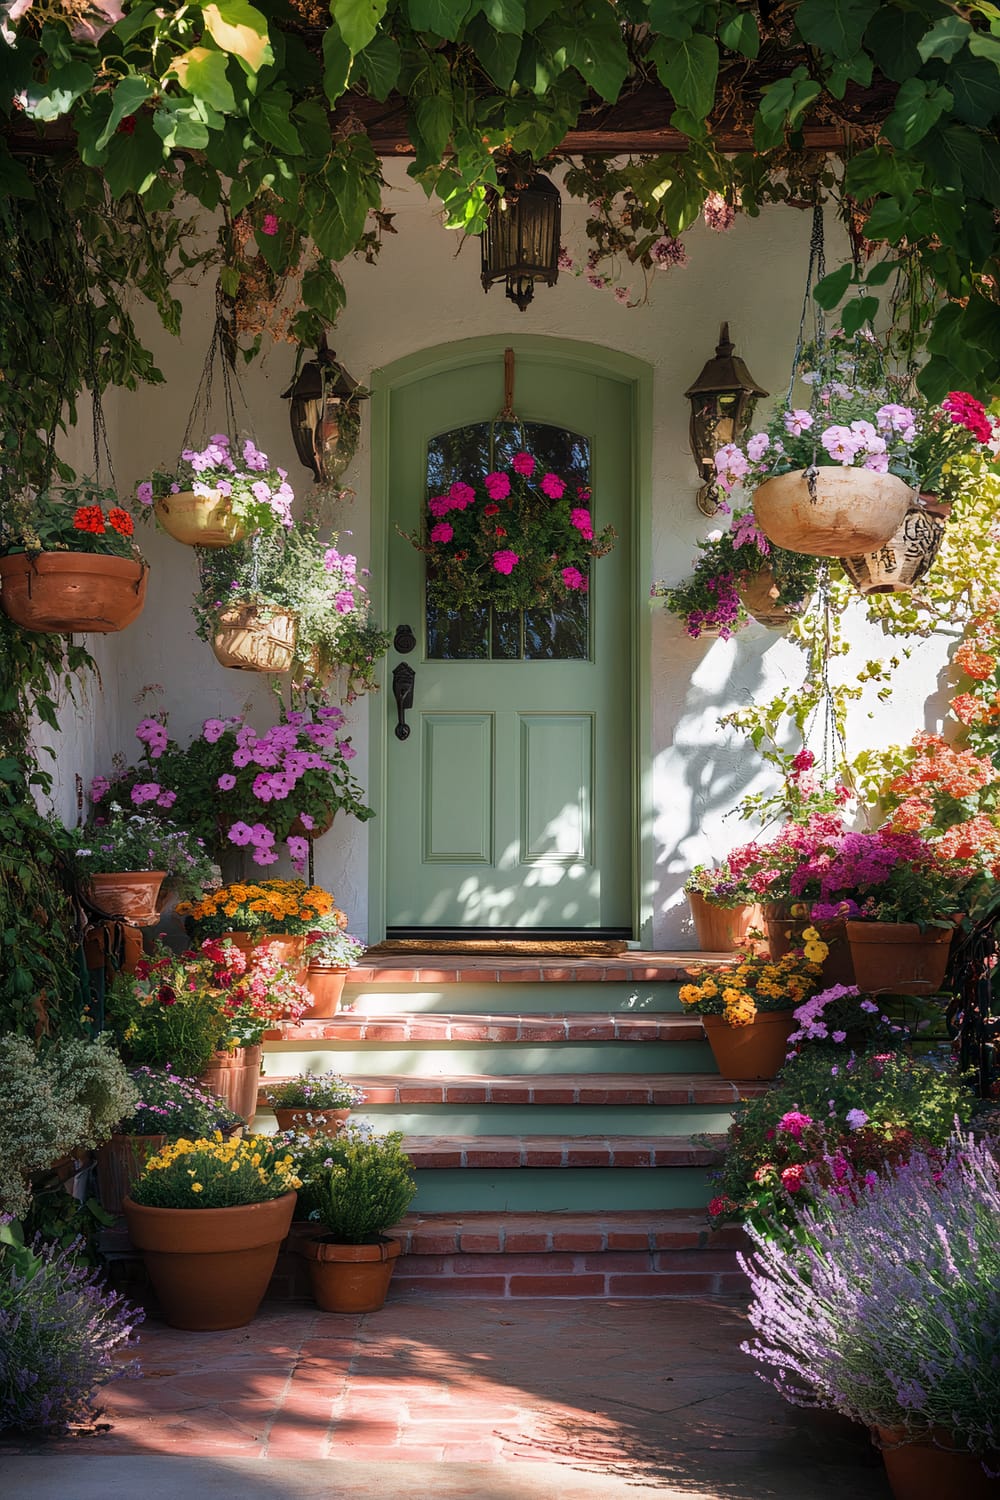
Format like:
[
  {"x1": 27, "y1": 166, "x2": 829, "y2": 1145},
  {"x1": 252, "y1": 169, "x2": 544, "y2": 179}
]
[
  {"x1": 736, "y1": 568, "x2": 812, "y2": 627},
  {"x1": 839, "y1": 500, "x2": 948, "y2": 596},
  {"x1": 154, "y1": 489, "x2": 247, "y2": 548},
  {"x1": 86, "y1": 870, "x2": 167, "y2": 926},
  {"x1": 752, "y1": 468, "x2": 912, "y2": 557},
  {"x1": 0, "y1": 553, "x2": 148, "y2": 634},
  {"x1": 211, "y1": 603, "x2": 297, "y2": 672}
]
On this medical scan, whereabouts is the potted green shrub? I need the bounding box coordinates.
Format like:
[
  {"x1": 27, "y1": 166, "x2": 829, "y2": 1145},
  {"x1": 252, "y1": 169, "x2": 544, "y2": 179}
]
[
  {"x1": 263, "y1": 1070, "x2": 366, "y2": 1137},
  {"x1": 302, "y1": 1126, "x2": 416, "y2": 1312},
  {"x1": 123, "y1": 1133, "x2": 301, "y2": 1329}
]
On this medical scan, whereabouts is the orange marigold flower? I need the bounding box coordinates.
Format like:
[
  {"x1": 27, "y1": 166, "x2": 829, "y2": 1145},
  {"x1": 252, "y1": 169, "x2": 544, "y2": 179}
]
[
  {"x1": 108, "y1": 507, "x2": 134, "y2": 536},
  {"x1": 73, "y1": 505, "x2": 106, "y2": 534},
  {"x1": 954, "y1": 642, "x2": 996, "y2": 681}
]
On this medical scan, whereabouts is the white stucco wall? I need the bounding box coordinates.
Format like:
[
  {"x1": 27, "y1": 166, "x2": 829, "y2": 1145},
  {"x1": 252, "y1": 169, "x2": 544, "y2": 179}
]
[{"x1": 56, "y1": 162, "x2": 953, "y2": 947}]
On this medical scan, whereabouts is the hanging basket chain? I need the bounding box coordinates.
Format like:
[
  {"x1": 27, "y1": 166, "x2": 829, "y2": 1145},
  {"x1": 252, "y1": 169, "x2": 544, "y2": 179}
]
[
  {"x1": 180, "y1": 284, "x2": 251, "y2": 457},
  {"x1": 489, "y1": 345, "x2": 525, "y2": 466}
]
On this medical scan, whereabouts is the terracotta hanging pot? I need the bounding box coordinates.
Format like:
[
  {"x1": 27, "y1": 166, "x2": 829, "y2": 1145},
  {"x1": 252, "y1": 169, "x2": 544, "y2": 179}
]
[
  {"x1": 839, "y1": 501, "x2": 948, "y2": 596},
  {"x1": 123, "y1": 1191, "x2": 296, "y2": 1330},
  {"x1": 752, "y1": 469, "x2": 912, "y2": 557},
  {"x1": 701, "y1": 1010, "x2": 796, "y2": 1080},
  {"x1": 736, "y1": 568, "x2": 812, "y2": 627},
  {"x1": 154, "y1": 489, "x2": 247, "y2": 548},
  {"x1": 877, "y1": 1427, "x2": 999, "y2": 1500},
  {"x1": 272, "y1": 1105, "x2": 351, "y2": 1138},
  {"x1": 289, "y1": 809, "x2": 334, "y2": 839},
  {"x1": 0, "y1": 552, "x2": 147, "y2": 634},
  {"x1": 304, "y1": 964, "x2": 350, "y2": 1017},
  {"x1": 212, "y1": 603, "x2": 297, "y2": 672},
  {"x1": 687, "y1": 892, "x2": 763, "y2": 953},
  {"x1": 86, "y1": 870, "x2": 167, "y2": 926},
  {"x1": 95, "y1": 1133, "x2": 167, "y2": 1217},
  {"x1": 844, "y1": 921, "x2": 953, "y2": 995},
  {"x1": 763, "y1": 910, "x2": 856, "y2": 988},
  {"x1": 197, "y1": 1043, "x2": 263, "y2": 1125},
  {"x1": 304, "y1": 1235, "x2": 402, "y2": 1313}
]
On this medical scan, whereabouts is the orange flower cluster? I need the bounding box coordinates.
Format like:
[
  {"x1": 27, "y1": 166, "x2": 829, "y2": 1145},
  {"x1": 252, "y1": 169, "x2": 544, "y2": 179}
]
[
  {"x1": 108, "y1": 507, "x2": 134, "y2": 536},
  {"x1": 887, "y1": 734, "x2": 998, "y2": 802},
  {"x1": 953, "y1": 641, "x2": 997, "y2": 681},
  {"x1": 935, "y1": 814, "x2": 1000, "y2": 874},
  {"x1": 73, "y1": 505, "x2": 106, "y2": 534}
]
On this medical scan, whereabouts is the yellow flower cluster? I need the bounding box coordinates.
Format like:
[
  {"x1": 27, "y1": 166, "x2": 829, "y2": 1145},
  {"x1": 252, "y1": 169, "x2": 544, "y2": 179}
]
[
  {"x1": 177, "y1": 879, "x2": 336, "y2": 931},
  {"x1": 134, "y1": 1130, "x2": 302, "y2": 1207},
  {"x1": 680, "y1": 948, "x2": 825, "y2": 1028}
]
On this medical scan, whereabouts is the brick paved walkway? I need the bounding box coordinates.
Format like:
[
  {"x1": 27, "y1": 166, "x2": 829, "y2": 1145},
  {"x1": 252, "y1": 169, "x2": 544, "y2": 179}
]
[{"x1": 0, "y1": 1298, "x2": 890, "y2": 1498}]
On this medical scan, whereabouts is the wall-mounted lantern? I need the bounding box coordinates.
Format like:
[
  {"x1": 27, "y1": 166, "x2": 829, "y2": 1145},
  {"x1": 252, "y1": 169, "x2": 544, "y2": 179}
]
[
  {"x1": 480, "y1": 156, "x2": 561, "y2": 312},
  {"x1": 282, "y1": 335, "x2": 368, "y2": 485},
  {"x1": 684, "y1": 323, "x2": 768, "y2": 515}
]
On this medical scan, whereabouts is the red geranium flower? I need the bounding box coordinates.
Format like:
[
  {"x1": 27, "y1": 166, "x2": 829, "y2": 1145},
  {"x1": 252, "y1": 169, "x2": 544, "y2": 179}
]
[
  {"x1": 73, "y1": 505, "x2": 106, "y2": 534},
  {"x1": 108, "y1": 507, "x2": 134, "y2": 536}
]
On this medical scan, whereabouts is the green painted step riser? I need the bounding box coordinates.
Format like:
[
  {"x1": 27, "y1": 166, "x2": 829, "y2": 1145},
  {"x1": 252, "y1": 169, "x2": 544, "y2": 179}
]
[
  {"x1": 255, "y1": 1104, "x2": 736, "y2": 1135},
  {"x1": 261, "y1": 1042, "x2": 716, "y2": 1076},
  {"x1": 409, "y1": 1167, "x2": 714, "y2": 1213},
  {"x1": 340, "y1": 982, "x2": 687, "y2": 1015}
]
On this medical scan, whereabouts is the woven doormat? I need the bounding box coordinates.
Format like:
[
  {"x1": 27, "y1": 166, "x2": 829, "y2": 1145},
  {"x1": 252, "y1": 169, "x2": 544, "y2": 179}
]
[{"x1": 367, "y1": 938, "x2": 629, "y2": 958}]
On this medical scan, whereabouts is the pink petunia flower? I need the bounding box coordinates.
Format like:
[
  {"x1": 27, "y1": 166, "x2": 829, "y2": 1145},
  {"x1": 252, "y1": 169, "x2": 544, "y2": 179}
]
[{"x1": 217, "y1": 774, "x2": 236, "y2": 791}]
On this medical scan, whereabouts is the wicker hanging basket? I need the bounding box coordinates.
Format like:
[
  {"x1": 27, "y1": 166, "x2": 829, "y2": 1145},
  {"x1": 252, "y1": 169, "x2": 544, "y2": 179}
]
[
  {"x1": 839, "y1": 500, "x2": 948, "y2": 596},
  {"x1": 211, "y1": 603, "x2": 297, "y2": 672},
  {"x1": 753, "y1": 468, "x2": 912, "y2": 557}
]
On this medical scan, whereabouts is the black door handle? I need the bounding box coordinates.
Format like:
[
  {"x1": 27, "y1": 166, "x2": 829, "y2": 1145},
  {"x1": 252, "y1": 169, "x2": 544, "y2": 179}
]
[{"x1": 392, "y1": 662, "x2": 415, "y2": 741}]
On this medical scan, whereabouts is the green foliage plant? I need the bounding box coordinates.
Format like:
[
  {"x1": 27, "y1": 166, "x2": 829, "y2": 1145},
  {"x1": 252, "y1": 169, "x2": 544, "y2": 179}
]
[
  {"x1": 264, "y1": 1071, "x2": 366, "y2": 1110},
  {"x1": 308, "y1": 1125, "x2": 416, "y2": 1242}
]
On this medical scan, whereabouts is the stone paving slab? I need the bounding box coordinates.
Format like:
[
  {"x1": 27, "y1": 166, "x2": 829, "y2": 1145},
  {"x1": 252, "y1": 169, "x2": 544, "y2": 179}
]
[{"x1": 0, "y1": 1298, "x2": 890, "y2": 1499}]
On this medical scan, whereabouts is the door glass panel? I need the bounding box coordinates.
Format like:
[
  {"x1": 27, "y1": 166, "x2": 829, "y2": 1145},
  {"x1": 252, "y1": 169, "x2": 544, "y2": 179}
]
[{"x1": 425, "y1": 420, "x2": 591, "y2": 661}]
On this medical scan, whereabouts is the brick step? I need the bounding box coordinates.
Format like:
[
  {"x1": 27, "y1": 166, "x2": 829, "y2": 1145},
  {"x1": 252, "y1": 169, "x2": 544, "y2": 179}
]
[
  {"x1": 270, "y1": 1012, "x2": 704, "y2": 1042},
  {"x1": 400, "y1": 1133, "x2": 724, "y2": 1168},
  {"x1": 344, "y1": 953, "x2": 731, "y2": 985},
  {"x1": 256, "y1": 1071, "x2": 763, "y2": 1107}
]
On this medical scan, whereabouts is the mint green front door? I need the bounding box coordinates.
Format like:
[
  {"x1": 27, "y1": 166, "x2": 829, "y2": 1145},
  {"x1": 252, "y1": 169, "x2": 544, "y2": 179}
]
[{"x1": 384, "y1": 349, "x2": 632, "y2": 933}]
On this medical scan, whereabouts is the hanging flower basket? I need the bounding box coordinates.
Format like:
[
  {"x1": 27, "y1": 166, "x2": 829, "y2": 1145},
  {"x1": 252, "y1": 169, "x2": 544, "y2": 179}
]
[
  {"x1": 211, "y1": 603, "x2": 297, "y2": 672},
  {"x1": 736, "y1": 567, "x2": 813, "y2": 627},
  {"x1": 752, "y1": 468, "x2": 913, "y2": 557},
  {"x1": 839, "y1": 500, "x2": 948, "y2": 597},
  {"x1": 154, "y1": 489, "x2": 247, "y2": 548},
  {"x1": 0, "y1": 552, "x2": 147, "y2": 634}
]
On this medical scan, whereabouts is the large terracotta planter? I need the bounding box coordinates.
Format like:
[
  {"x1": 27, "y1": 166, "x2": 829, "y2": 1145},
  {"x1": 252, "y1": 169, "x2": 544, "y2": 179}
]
[
  {"x1": 877, "y1": 1427, "x2": 999, "y2": 1500},
  {"x1": 687, "y1": 892, "x2": 763, "y2": 953},
  {"x1": 304, "y1": 1235, "x2": 401, "y2": 1312},
  {"x1": 212, "y1": 603, "x2": 296, "y2": 672},
  {"x1": 752, "y1": 469, "x2": 912, "y2": 557},
  {"x1": 272, "y1": 1105, "x2": 351, "y2": 1138},
  {"x1": 154, "y1": 489, "x2": 247, "y2": 548},
  {"x1": 736, "y1": 568, "x2": 812, "y2": 627},
  {"x1": 840, "y1": 501, "x2": 948, "y2": 596},
  {"x1": 764, "y1": 910, "x2": 856, "y2": 988},
  {"x1": 845, "y1": 921, "x2": 953, "y2": 995},
  {"x1": 95, "y1": 1133, "x2": 167, "y2": 1217},
  {"x1": 702, "y1": 1010, "x2": 796, "y2": 1080},
  {"x1": 86, "y1": 870, "x2": 167, "y2": 926},
  {"x1": 123, "y1": 1191, "x2": 296, "y2": 1330},
  {"x1": 198, "y1": 1043, "x2": 263, "y2": 1125},
  {"x1": 0, "y1": 552, "x2": 147, "y2": 634},
  {"x1": 304, "y1": 964, "x2": 350, "y2": 1017}
]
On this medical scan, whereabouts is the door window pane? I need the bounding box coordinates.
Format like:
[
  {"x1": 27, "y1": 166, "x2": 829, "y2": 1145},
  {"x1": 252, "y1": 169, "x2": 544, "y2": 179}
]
[{"x1": 425, "y1": 420, "x2": 591, "y2": 661}]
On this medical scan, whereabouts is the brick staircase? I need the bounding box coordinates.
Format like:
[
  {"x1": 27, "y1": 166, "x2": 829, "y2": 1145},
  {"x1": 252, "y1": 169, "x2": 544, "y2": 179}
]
[{"x1": 258, "y1": 951, "x2": 754, "y2": 1299}]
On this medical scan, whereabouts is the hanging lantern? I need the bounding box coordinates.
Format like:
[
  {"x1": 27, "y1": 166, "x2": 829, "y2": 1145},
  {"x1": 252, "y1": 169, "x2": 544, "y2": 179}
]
[
  {"x1": 684, "y1": 323, "x2": 768, "y2": 515},
  {"x1": 281, "y1": 336, "x2": 368, "y2": 485},
  {"x1": 480, "y1": 157, "x2": 561, "y2": 312}
]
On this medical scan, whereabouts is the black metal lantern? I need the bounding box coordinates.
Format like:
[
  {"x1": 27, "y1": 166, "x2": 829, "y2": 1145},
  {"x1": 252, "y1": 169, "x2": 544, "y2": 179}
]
[
  {"x1": 281, "y1": 335, "x2": 368, "y2": 485},
  {"x1": 480, "y1": 158, "x2": 561, "y2": 312},
  {"x1": 684, "y1": 323, "x2": 768, "y2": 514}
]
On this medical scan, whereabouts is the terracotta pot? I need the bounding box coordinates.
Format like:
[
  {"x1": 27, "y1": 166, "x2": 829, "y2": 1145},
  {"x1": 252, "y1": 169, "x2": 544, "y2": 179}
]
[
  {"x1": 702, "y1": 1010, "x2": 796, "y2": 1080},
  {"x1": 123, "y1": 1191, "x2": 296, "y2": 1330},
  {"x1": 877, "y1": 1427, "x2": 999, "y2": 1500},
  {"x1": 221, "y1": 931, "x2": 309, "y2": 985},
  {"x1": 687, "y1": 892, "x2": 763, "y2": 953},
  {"x1": 95, "y1": 1133, "x2": 167, "y2": 1217},
  {"x1": 736, "y1": 568, "x2": 812, "y2": 627},
  {"x1": 198, "y1": 1044, "x2": 263, "y2": 1125},
  {"x1": 304, "y1": 964, "x2": 350, "y2": 1017},
  {"x1": 212, "y1": 603, "x2": 296, "y2": 672},
  {"x1": 845, "y1": 921, "x2": 953, "y2": 995},
  {"x1": 763, "y1": 911, "x2": 856, "y2": 988},
  {"x1": 840, "y1": 503, "x2": 947, "y2": 596},
  {"x1": 86, "y1": 871, "x2": 167, "y2": 926},
  {"x1": 752, "y1": 469, "x2": 912, "y2": 557},
  {"x1": 0, "y1": 552, "x2": 147, "y2": 634},
  {"x1": 84, "y1": 919, "x2": 144, "y2": 977},
  {"x1": 154, "y1": 489, "x2": 247, "y2": 548},
  {"x1": 272, "y1": 1105, "x2": 351, "y2": 1138},
  {"x1": 304, "y1": 1235, "x2": 402, "y2": 1312}
]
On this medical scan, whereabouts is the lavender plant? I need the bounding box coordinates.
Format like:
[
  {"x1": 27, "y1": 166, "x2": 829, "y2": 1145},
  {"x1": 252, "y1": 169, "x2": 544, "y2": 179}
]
[
  {"x1": 740, "y1": 1134, "x2": 1000, "y2": 1464},
  {"x1": 0, "y1": 1223, "x2": 142, "y2": 1433}
]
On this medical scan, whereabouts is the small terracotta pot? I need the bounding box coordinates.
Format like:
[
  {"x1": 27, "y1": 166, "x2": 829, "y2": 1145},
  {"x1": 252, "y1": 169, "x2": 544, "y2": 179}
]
[
  {"x1": 154, "y1": 489, "x2": 246, "y2": 548},
  {"x1": 198, "y1": 1044, "x2": 263, "y2": 1125},
  {"x1": 304, "y1": 965, "x2": 349, "y2": 1017},
  {"x1": 304, "y1": 1236, "x2": 401, "y2": 1313},
  {"x1": 212, "y1": 604, "x2": 296, "y2": 672},
  {"x1": 95, "y1": 1133, "x2": 167, "y2": 1217},
  {"x1": 702, "y1": 1010, "x2": 796, "y2": 1080},
  {"x1": 0, "y1": 552, "x2": 147, "y2": 634},
  {"x1": 123, "y1": 1191, "x2": 296, "y2": 1330},
  {"x1": 272, "y1": 1106, "x2": 351, "y2": 1138},
  {"x1": 763, "y1": 911, "x2": 856, "y2": 988},
  {"x1": 687, "y1": 892, "x2": 763, "y2": 953},
  {"x1": 845, "y1": 921, "x2": 953, "y2": 996},
  {"x1": 86, "y1": 871, "x2": 167, "y2": 927},
  {"x1": 877, "y1": 1426, "x2": 999, "y2": 1500},
  {"x1": 753, "y1": 468, "x2": 912, "y2": 557}
]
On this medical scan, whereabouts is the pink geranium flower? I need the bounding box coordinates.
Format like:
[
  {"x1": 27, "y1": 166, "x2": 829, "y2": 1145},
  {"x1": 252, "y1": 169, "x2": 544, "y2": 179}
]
[
  {"x1": 569, "y1": 507, "x2": 593, "y2": 540},
  {"x1": 512, "y1": 452, "x2": 535, "y2": 476},
  {"x1": 493, "y1": 549, "x2": 520, "y2": 575},
  {"x1": 430, "y1": 521, "x2": 453, "y2": 543},
  {"x1": 561, "y1": 566, "x2": 587, "y2": 591},
  {"x1": 484, "y1": 471, "x2": 510, "y2": 500},
  {"x1": 540, "y1": 473, "x2": 566, "y2": 499}
]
